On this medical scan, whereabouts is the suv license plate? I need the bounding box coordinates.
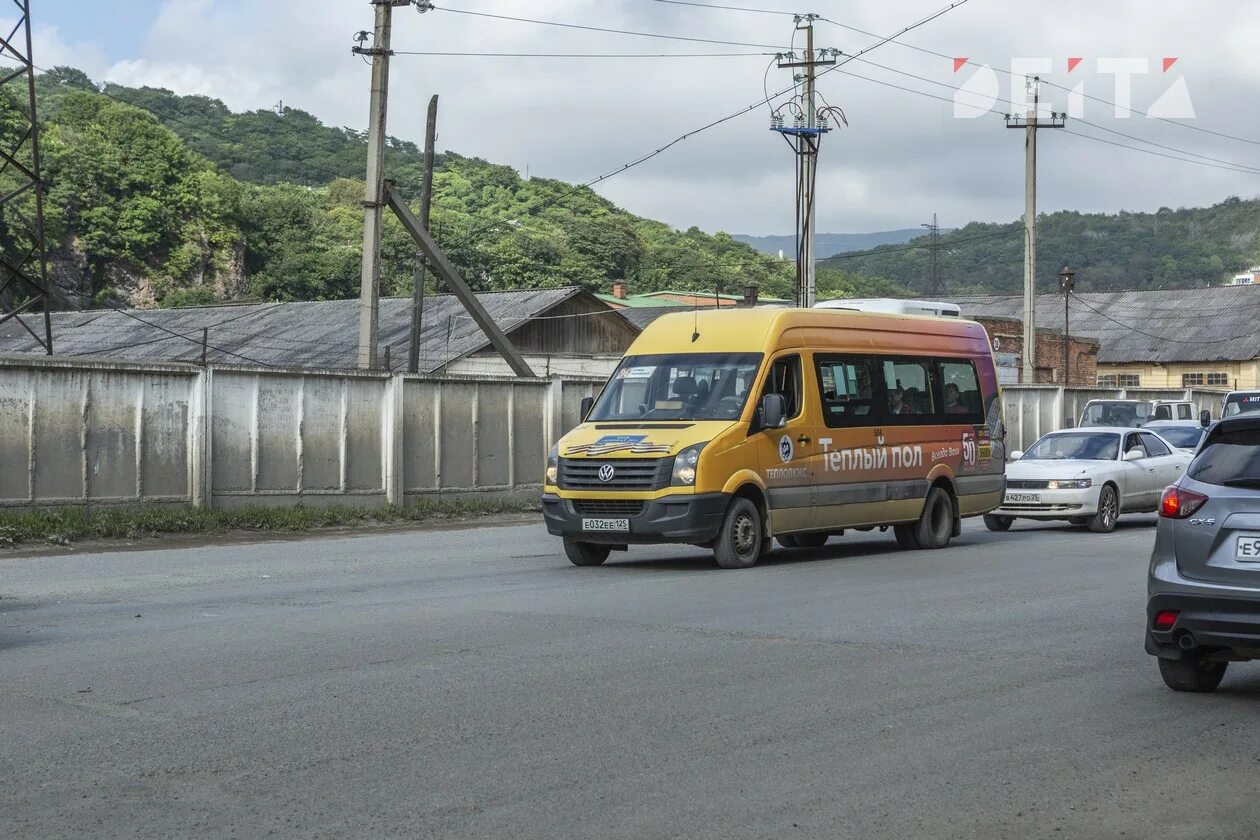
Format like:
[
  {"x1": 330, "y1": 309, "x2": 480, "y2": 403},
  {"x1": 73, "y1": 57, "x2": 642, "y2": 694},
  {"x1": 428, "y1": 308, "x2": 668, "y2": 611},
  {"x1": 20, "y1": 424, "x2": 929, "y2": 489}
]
[
  {"x1": 1006, "y1": 493, "x2": 1040, "y2": 503},
  {"x1": 1236, "y1": 536, "x2": 1260, "y2": 561},
  {"x1": 583, "y1": 518, "x2": 629, "y2": 532}
]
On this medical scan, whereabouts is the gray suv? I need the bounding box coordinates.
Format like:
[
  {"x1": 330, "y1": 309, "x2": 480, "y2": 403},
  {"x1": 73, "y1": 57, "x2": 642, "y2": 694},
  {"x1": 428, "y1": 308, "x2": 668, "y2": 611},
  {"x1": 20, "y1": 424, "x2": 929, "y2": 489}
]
[{"x1": 1147, "y1": 415, "x2": 1260, "y2": 692}]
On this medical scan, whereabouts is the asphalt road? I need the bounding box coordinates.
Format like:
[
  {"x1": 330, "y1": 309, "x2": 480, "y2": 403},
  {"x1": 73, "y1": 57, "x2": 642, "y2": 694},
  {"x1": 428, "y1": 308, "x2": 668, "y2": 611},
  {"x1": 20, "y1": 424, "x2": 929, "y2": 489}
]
[{"x1": 3, "y1": 515, "x2": 1259, "y2": 839}]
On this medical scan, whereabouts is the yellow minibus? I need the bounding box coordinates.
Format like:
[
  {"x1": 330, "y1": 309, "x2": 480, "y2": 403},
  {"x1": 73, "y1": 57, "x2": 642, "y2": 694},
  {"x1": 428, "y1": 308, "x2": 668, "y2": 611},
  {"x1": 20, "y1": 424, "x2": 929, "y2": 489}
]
[{"x1": 542, "y1": 307, "x2": 1006, "y2": 568}]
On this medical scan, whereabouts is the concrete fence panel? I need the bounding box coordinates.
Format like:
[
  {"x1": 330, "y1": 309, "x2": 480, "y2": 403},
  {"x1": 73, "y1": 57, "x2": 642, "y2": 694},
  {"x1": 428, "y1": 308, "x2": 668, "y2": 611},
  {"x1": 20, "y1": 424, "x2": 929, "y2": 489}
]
[{"x1": 0, "y1": 358, "x2": 196, "y2": 507}]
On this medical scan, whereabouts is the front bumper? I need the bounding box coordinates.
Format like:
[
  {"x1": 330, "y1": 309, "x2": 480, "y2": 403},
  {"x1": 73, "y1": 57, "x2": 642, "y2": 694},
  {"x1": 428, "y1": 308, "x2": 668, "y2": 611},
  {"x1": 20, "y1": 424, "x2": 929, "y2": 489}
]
[
  {"x1": 1145, "y1": 592, "x2": 1260, "y2": 660},
  {"x1": 990, "y1": 486, "x2": 1095, "y2": 520},
  {"x1": 541, "y1": 492, "x2": 730, "y2": 545}
]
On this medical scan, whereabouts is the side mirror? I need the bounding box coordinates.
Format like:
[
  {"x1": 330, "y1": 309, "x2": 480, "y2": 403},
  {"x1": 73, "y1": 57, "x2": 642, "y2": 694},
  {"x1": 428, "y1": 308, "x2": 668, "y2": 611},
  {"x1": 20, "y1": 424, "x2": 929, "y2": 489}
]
[
  {"x1": 760, "y1": 393, "x2": 787, "y2": 430},
  {"x1": 1200, "y1": 409, "x2": 1211, "y2": 428},
  {"x1": 1124, "y1": 449, "x2": 1144, "y2": 462},
  {"x1": 1009, "y1": 450, "x2": 1024, "y2": 461},
  {"x1": 579, "y1": 396, "x2": 594, "y2": 422}
]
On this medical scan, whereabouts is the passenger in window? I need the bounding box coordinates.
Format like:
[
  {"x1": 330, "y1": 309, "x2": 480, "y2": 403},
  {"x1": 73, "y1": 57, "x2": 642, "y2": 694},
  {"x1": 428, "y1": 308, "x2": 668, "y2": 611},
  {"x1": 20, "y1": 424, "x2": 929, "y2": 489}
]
[
  {"x1": 889, "y1": 388, "x2": 914, "y2": 415},
  {"x1": 944, "y1": 383, "x2": 968, "y2": 415}
]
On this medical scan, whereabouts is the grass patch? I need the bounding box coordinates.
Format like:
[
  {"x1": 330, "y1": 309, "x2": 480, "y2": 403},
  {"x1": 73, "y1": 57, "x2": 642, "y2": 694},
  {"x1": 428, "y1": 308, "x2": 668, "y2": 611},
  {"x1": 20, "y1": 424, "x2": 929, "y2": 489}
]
[{"x1": 0, "y1": 497, "x2": 539, "y2": 549}]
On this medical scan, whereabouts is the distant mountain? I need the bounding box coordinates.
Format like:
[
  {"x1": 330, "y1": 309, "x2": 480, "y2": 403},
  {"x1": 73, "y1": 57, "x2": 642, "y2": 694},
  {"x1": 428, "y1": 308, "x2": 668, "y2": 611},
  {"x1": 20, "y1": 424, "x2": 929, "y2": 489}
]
[{"x1": 732, "y1": 229, "x2": 937, "y2": 259}]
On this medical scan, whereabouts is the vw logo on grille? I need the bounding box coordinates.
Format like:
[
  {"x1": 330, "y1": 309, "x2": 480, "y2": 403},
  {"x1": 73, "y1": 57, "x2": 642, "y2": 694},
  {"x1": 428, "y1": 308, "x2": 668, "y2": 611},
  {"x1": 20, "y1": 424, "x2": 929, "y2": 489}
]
[{"x1": 598, "y1": 464, "x2": 616, "y2": 482}]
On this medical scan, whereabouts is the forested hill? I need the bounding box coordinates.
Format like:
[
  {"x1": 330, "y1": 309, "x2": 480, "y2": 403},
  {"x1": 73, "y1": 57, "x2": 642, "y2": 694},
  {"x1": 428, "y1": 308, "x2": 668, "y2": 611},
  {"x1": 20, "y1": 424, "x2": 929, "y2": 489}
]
[
  {"x1": 4, "y1": 66, "x2": 898, "y2": 312},
  {"x1": 820, "y1": 198, "x2": 1260, "y2": 295}
]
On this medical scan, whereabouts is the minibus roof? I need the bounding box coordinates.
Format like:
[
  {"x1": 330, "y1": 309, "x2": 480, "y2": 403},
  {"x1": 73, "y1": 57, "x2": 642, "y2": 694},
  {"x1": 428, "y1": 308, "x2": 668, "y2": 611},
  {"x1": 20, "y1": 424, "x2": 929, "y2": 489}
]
[{"x1": 627, "y1": 306, "x2": 988, "y2": 356}]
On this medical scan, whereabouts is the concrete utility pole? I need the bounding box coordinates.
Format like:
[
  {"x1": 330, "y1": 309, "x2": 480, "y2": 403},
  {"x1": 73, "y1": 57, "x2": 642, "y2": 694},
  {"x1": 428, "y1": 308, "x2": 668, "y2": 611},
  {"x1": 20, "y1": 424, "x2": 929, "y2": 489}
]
[
  {"x1": 1059, "y1": 265, "x2": 1076, "y2": 386},
  {"x1": 1005, "y1": 77, "x2": 1064, "y2": 383},
  {"x1": 407, "y1": 94, "x2": 438, "y2": 374},
  {"x1": 773, "y1": 16, "x2": 835, "y2": 309},
  {"x1": 354, "y1": 0, "x2": 415, "y2": 370}
]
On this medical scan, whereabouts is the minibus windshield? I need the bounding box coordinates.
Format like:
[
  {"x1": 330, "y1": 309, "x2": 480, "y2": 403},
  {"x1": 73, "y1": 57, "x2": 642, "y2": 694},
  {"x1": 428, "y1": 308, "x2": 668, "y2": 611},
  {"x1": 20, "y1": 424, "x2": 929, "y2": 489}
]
[{"x1": 589, "y1": 353, "x2": 764, "y2": 422}]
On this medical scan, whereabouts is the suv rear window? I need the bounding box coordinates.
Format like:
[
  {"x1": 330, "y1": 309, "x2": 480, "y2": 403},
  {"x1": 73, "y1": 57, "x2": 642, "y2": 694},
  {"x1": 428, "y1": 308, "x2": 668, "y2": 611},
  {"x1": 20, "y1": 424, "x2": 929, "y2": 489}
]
[{"x1": 1187, "y1": 426, "x2": 1260, "y2": 486}]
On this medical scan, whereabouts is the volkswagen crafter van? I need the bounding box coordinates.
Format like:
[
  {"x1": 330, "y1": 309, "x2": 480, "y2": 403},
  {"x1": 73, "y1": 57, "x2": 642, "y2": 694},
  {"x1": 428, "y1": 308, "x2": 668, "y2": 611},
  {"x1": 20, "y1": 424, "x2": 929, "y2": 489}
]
[{"x1": 542, "y1": 307, "x2": 1006, "y2": 569}]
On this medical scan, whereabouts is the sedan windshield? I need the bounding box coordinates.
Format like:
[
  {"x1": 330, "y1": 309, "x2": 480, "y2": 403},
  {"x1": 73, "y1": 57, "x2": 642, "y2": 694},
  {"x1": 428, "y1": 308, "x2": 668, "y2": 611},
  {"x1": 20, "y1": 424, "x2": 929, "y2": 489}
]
[
  {"x1": 1082, "y1": 402, "x2": 1148, "y2": 427},
  {"x1": 1024, "y1": 432, "x2": 1119, "y2": 461},
  {"x1": 1150, "y1": 426, "x2": 1203, "y2": 449},
  {"x1": 588, "y1": 353, "x2": 764, "y2": 422}
]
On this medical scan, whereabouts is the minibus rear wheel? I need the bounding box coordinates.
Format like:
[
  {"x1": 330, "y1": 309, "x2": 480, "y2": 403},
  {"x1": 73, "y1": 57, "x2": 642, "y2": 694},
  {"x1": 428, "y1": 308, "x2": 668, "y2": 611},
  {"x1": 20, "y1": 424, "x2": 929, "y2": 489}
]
[
  {"x1": 563, "y1": 539, "x2": 611, "y2": 566},
  {"x1": 913, "y1": 487, "x2": 955, "y2": 549},
  {"x1": 713, "y1": 497, "x2": 764, "y2": 569}
]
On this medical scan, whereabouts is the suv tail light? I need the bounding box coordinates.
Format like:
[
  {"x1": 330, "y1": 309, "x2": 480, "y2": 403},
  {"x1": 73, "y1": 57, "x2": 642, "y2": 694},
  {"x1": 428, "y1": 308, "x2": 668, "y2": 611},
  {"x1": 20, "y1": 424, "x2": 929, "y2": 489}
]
[{"x1": 1159, "y1": 485, "x2": 1208, "y2": 519}]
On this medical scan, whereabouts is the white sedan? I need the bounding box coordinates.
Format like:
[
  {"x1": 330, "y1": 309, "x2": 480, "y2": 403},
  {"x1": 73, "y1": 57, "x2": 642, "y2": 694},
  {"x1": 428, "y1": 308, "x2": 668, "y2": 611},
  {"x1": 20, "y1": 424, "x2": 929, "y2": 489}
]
[{"x1": 985, "y1": 427, "x2": 1192, "y2": 533}]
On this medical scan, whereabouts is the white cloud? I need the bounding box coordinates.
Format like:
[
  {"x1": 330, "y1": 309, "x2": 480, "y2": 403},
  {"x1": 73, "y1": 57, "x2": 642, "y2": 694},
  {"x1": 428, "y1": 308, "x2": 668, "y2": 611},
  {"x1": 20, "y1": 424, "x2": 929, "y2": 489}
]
[{"x1": 37, "y1": 0, "x2": 1260, "y2": 235}]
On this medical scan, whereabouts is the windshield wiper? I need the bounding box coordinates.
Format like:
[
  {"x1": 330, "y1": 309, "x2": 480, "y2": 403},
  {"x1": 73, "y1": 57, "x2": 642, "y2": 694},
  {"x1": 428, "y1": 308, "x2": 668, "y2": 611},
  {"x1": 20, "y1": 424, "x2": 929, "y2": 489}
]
[{"x1": 1222, "y1": 478, "x2": 1260, "y2": 488}]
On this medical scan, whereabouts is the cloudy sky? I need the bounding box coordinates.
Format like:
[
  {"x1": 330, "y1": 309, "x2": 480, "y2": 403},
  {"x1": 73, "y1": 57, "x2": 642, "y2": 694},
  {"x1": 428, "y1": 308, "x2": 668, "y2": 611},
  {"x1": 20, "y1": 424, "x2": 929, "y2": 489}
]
[{"x1": 30, "y1": 0, "x2": 1260, "y2": 236}]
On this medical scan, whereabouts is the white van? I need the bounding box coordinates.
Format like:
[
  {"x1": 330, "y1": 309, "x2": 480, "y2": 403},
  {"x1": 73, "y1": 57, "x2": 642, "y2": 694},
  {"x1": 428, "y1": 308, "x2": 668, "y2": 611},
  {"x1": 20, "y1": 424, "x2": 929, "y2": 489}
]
[{"x1": 814, "y1": 298, "x2": 961, "y2": 318}]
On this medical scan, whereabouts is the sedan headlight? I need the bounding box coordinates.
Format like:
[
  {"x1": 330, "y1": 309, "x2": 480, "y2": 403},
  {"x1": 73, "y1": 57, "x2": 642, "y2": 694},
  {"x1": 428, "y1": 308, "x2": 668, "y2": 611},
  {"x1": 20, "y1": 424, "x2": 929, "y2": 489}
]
[
  {"x1": 1046, "y1": 478, "x2": 1092, "y2": 490},
  {"x1": 545, "y1": 445, "x2": 559, "y2": 485},
  {"x1": 671, "y1": 443, "x2": 706, "y2": 487}
]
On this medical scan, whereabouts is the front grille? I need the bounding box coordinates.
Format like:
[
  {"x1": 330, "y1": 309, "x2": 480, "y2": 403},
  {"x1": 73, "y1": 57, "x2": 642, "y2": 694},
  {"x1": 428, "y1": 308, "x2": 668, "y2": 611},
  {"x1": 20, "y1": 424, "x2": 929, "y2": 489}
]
[
  {"x1": 573, "y1": 499, "x2": 645, "y2": 517},
  {"x1": 1007, "y1": 479, "x2": 1050, "y2": 489},
  {"x1": 558, "y1": 457, "x2": 669, "y2": 490}
]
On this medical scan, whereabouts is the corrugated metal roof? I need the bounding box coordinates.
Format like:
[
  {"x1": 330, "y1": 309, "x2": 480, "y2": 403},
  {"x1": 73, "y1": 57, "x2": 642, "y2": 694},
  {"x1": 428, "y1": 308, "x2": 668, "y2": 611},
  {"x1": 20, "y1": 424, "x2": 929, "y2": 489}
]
[
  {"x1": 946, "y1": 286, "x2": 1260, "y2": 364},
  {"x1": 0, "y1": 287, "x2": 604, "y2": 372}
]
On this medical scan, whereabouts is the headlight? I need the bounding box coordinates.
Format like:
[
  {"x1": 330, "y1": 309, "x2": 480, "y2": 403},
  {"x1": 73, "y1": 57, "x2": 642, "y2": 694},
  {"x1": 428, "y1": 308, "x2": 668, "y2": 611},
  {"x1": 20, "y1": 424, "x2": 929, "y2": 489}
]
[
  {"x1": 1046, "y1": 478, "x2": 1092, "y2": 490},
  {"x1": 545, "y1": 445, "x2": 558, "y2": 485},
  {"x1": 671, "y1": 442, "x2": 706, "y2": 487}
]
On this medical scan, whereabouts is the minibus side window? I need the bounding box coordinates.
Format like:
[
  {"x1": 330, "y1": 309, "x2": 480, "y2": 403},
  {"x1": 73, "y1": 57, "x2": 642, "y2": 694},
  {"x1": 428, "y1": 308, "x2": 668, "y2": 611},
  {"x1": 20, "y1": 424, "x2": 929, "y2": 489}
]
[
  {"x1": 881, "y1": 358, "x2": 937, "y2": 423},
  {"x1": 761, "y1": 355, "x2": 802, "y2": 420},
  {"x1": 814, "y1": 355, "x2": 878, "y2": 428},
  {"x1": 937, "y1": 360, "x2": 985, "y2": 423}
]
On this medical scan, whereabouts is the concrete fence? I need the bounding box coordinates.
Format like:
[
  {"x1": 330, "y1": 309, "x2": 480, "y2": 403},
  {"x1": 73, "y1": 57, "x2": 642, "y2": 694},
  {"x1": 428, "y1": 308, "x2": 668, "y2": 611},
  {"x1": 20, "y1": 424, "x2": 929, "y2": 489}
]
[
  {"x1": 0, "y1": 356, "x2": 605, "y2": 510},
  {"x1": 1000, "y1": 385, "x2": 1226, "y2": 452}
]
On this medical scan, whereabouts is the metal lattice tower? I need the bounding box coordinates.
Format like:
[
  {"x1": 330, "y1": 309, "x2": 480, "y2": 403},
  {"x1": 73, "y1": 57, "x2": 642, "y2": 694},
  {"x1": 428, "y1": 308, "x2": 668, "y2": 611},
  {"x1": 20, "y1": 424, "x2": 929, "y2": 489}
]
[{"x1": 0, "y1": 0, "x2": 53, "y2": 353}]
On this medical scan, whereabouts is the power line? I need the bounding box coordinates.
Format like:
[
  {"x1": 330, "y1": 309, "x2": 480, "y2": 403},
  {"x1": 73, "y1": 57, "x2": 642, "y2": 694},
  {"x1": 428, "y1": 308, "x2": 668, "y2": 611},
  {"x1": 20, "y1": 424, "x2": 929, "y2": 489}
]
[
  {"x1": 433, "y1": 6, "x2": 789, "y2": 49},
  {"x1": 100, "y1": 306, "x2": 273, "y2": 366},
  {"x1": 1068, "y1": 291, "x2": 1256, "y2": 345},
  {"x1": 646, "y1": 0, "x2": 798, "y2": 14},
  {"x1": 813, "y1": 17, "x2": 1260, "y2": 151},
  {"x1": 392, "y1": 50, "x2": 777, "y2": 58},
  {"x1": 447, "y1": 0, "x2": 971, "y2": 250},
  {"x1": 1061, "y1": 127, "x2": 1260, "y2": 177},
  {"x1": 821, "y1": 225, "x2": 1024, "y2": 260}
]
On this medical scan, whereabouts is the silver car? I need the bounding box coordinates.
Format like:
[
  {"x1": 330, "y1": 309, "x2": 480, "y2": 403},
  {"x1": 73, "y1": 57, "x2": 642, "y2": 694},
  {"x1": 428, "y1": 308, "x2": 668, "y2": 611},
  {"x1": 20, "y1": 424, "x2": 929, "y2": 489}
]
[{"x1": 1147, "y1": 415, "x2": 1260, "y2": 692}]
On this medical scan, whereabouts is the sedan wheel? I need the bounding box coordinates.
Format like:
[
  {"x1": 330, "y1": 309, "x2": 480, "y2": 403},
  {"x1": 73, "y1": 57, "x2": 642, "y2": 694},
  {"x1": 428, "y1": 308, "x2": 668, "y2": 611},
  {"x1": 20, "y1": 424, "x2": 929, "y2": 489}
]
[{"x1": 1088, "y1": 485, "x2": 1119, "y2": 533}]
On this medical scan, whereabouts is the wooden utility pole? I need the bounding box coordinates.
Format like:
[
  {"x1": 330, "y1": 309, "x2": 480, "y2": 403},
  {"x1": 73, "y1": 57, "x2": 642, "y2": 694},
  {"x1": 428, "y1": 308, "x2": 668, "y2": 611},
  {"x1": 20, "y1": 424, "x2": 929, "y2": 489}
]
[
  {"x1": 407, "y1": 94, "x2": 438, "y2": 374},
  {"x1": 354, "y1": 0, "x2": 413, "y2": 370},
  {"x1": 1059, "y1": 266, "x2": 1076, "y2": 386},
  {"x1": 1005, "y1": 77, "x2": 1064, "y2": 383}
]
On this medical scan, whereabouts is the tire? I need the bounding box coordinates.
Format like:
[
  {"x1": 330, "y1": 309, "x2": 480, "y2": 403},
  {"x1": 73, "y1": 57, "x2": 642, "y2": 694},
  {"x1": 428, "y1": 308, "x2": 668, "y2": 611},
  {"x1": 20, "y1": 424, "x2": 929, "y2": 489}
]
[
  {"x1": 713, "y1": 497, "x2": 765, "y2": 569},
  {"x1": 914, "y1": 487, "x2": 955, "y2": 549},
  {"x1": 893, "y1": 524, "x2": 919, "y2": 550},
  {"x1": 1088, "y1": 485, "x2": 1120, "y2": 533},
  {"x1": 983, "y1": 514, "x2": 1014, "y2": 532},
  {"x1": 776, "y1": 534, "x2": 800, "y2": 549},
  {"x1": 1158, "y1": 653, "x2": 1228, "y2": 693},
  {"x1": 563, "y1": 539, "x2": 611, "y2": 567},
  {"x1": 793, "y1": 533, "x2": 829, "y2": 548}
]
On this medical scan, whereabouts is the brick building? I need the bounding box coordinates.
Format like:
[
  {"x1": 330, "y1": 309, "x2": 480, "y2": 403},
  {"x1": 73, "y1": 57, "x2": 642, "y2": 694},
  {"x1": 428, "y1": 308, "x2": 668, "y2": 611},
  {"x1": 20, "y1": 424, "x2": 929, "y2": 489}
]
[{"x1": 973, "y1": 315, "x2": 1099, "y2": 386}]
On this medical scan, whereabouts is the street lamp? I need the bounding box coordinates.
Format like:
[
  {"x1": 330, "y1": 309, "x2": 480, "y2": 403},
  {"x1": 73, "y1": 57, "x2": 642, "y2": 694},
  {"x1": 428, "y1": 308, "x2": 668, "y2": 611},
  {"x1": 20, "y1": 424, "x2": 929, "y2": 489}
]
[{"x1": 1058, "y1": 266, "x2": 1077, "y2": 386}]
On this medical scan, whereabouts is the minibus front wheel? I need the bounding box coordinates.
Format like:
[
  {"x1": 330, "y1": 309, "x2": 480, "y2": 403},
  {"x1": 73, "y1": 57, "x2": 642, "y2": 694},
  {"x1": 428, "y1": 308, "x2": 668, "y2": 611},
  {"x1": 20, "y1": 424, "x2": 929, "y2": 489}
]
[
  {"x1": 563, "y1": 539, "x2": 611, "y2": 566},
  {"x1": 713, "y1": 497, "x2": 766, "y2": 569}
]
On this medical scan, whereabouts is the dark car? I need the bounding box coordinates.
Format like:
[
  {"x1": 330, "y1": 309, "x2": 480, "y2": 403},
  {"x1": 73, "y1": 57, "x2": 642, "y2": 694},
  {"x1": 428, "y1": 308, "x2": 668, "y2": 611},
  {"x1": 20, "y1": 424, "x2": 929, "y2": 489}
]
[{"x1": 1146, "y1": 414, "x2": 1260, "y2": 691}]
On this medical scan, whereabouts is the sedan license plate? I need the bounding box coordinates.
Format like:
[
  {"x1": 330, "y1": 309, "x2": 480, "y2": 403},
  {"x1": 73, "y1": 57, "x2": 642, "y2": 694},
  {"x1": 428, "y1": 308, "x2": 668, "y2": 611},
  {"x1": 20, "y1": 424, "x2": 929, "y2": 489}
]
[
  {"x1": 1235, "y1": 536, "x2": 1260, "y2": 562},
  {"x1": 582, "y1": 518, "x2": 629, "y2": 532},
  {"x1": 1006, "y1": 492, "x2": 1040, "y2": 504}
]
